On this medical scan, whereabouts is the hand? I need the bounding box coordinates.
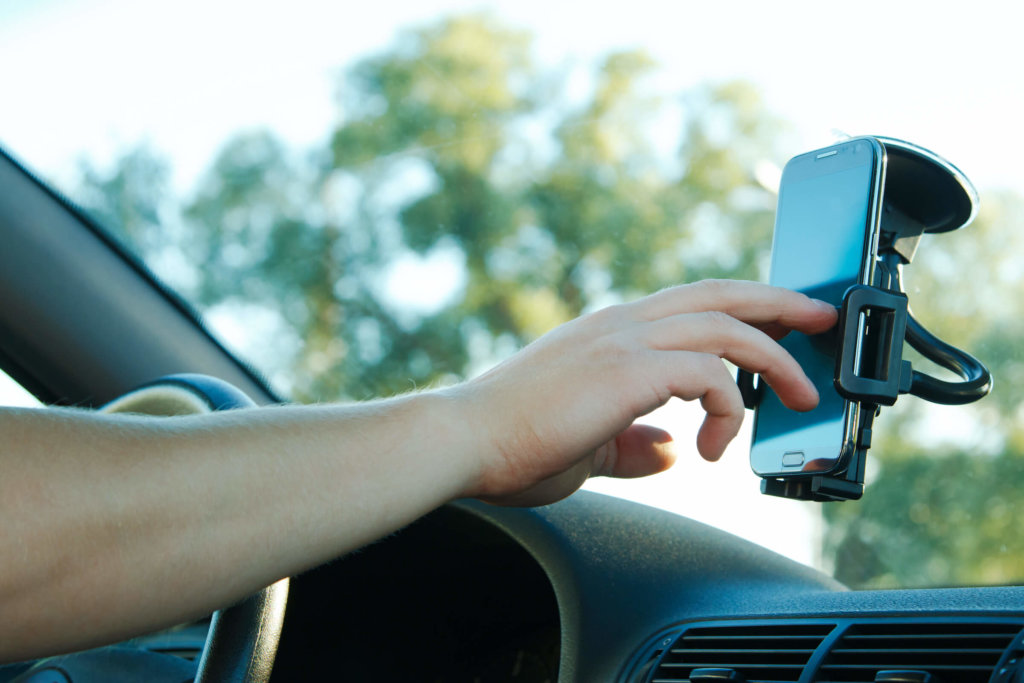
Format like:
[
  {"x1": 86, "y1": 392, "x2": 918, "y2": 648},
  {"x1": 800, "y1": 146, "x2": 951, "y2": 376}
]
[{"x1": 454, "y1": 279, "x2": 838, "y2": 506}]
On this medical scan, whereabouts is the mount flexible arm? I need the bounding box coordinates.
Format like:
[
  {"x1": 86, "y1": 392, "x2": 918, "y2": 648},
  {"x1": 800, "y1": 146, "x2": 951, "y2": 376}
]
[{"x1": 879, "y1": 249, "x2": 992, "y2": 406}]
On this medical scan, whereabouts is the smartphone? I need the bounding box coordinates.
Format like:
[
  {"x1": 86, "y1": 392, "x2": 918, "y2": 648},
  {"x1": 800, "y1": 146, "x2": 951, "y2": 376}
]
[{"x1": 750, "y1": 137, "x2": 886, "y2": 477}]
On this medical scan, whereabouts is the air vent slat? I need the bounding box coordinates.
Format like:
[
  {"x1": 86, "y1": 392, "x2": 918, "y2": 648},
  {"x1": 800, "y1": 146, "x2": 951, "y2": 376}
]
[
  {"x1": 644, "y1": 618, "x2": 1024, "y2": 683},
  {"x1": 683, "y1": 634, "x2": 829, "y2": 640},
  {"x1": 661, "y1": 661, "x2": 811, "y2": 668},
  {"x1": 649, "y1": 621, "x2": 834, "y2": 683},
  {"x1": 821, "y1": 663, "x2": 997, "y2": 670},
  {"x1": 653, "y1": 680, "x2": 799, "y2": 683},
  {"x1": 830, "y1": 647, "x2": 1005, "y2": 655},
  {"x1": 668, "y1": 649, "x2": 817, "y2": 655},
  {"x1": 842, "y1": 632, "x2": 1016, "y2": 639},
  {"x1": 814, "y1": 618, "x2": 1024, "y2": 683}
]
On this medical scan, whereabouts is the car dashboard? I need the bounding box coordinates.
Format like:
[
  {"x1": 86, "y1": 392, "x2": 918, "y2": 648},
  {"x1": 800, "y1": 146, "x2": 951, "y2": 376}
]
[
  {"x1": 267, "y1": 491, "x2": 1024, "y2": 682},
  {"x1": 3, "y1": 147, "x2": 1023, "y2": 683}
]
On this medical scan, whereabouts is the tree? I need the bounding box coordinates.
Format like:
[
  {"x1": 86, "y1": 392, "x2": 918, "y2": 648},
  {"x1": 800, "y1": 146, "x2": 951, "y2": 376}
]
[
  {"x1": 822, "y1": 191, "x2": 1024, "y2": 588},
  {"x1": 133, "y1": 14, "x2": 779, "y2": 401},
  {"x1": 75, "y1": 13, "x2": 1024, "y2": 589},
  {"x1": 77, "y1": 146, "x2": 175, "y2": 264}
]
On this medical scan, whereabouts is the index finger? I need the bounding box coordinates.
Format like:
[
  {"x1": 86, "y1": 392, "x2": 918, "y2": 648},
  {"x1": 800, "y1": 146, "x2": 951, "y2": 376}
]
[{"x1": 634, "y1": 279, "x2": 837, "y2": 334}]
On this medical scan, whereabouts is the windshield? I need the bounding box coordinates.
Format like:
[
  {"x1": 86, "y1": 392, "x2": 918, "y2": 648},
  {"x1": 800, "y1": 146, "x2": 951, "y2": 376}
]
[{"x1": 2, "y1": 0, "x2": 1022, "y2": 590}]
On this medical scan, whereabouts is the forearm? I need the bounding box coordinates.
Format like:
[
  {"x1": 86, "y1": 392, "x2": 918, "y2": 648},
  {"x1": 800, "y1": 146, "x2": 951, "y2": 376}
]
[
  {"x1": 0, "y1": 280, "x2": 838, "y2": 663},
  {"x1": 0, "y1": 392, "x2": 475, "y2": 661}
]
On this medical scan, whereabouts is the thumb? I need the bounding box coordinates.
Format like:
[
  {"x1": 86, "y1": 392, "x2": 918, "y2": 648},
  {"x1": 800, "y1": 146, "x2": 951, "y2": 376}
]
[{"x1": 594, "y1": 424, "x2": 678, "y2": 478}]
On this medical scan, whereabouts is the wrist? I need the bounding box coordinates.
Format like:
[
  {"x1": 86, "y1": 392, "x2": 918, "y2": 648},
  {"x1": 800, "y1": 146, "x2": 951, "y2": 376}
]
[{"x1": 412, "y1": 386, "x2": 490, "y2": 502}]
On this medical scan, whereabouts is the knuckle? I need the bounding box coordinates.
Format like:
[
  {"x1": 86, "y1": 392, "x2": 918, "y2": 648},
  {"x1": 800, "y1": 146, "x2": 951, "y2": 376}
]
[
  {"x1": 590, "y1": 302, "x2": 630, "y2": 326},
  {"x1": 688, "y1": 279, "x2": 724, "y2": 297},
  {"x1": 602, "y1": 302, "x2": 630, "y2": 320},
  {"x1": 709, "y1": 378, "x2": 745, "y2": 414},
  {"x1": 703, "y1": 278, "x2": 731, "y2": 290},
  {"x1": 723, "y1": 381, "x2": 745, "y2": 411},
  {"x1": 694, "y1": 351, "x2": 728, "y2": 378},
  {"x1": 699, "y1": 309, "x2": 737, "y2": 331},
  {"x1": 691, "y1": 278, "x2": 736, "y2": 298},
  {"x1": 594, "y1": 331, "x2": 639, "y2": 364}
]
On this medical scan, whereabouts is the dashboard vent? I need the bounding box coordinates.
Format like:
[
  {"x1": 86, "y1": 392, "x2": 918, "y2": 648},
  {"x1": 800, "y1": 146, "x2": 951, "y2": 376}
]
[
  {"x1": 816, "y1": 620, "x2": 1024, "y2": 683},
  {"x1": 650, "y1": 622, "x2": 835, "y2": 682}
]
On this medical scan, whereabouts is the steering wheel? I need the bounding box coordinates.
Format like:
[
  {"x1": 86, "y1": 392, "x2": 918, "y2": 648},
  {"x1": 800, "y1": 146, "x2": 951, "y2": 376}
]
[{"x1": 14, "y1": 375, "x2": 289, "y2": 683}]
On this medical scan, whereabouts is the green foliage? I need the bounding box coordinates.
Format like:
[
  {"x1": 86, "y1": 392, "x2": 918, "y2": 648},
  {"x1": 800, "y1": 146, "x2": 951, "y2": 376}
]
[
  {"x1": 74, "y1": 13, "x2": 1024, "y2": 589},
  {"x1": 78, "y1": 146, "x2": 172, "y2": 257},
  {"x1": 825, "y1": 449, "x2": 1024, "y2": 588},
  {"x1": 822, "y1": 189, "x2": 1024, "y2": 588},
  {"x1": 327, "y1": 15, "x2": 778, "y2": 391}
]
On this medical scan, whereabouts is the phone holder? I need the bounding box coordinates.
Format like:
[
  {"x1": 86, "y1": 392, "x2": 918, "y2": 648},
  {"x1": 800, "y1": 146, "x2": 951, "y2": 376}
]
[{"x1": 743, "y1": 137, "x2": 992, "y2": 502}]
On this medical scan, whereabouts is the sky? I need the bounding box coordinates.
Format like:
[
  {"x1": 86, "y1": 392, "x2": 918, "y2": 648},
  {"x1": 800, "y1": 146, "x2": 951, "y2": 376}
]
[
  {"x1": 1, "y1": 0, "x2": 1021, "y2": 568},
  {"x1": 2, "y1": 0, "x2": 1022, "y2": 191}
]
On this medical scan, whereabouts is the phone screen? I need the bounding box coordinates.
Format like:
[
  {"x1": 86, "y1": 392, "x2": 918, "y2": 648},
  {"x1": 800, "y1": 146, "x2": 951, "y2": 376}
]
[{"x1": 750, "y1": 138, "x2": 883, "y2": 476}]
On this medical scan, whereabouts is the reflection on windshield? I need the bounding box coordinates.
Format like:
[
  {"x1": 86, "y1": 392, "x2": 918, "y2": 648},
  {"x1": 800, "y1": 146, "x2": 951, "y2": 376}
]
[
  {"x1": 0, "y1": 371, "x2": 41, "y2": 409},
  {"x1": 3, "y1": 9, "x2": 1024, "y2": 591}
]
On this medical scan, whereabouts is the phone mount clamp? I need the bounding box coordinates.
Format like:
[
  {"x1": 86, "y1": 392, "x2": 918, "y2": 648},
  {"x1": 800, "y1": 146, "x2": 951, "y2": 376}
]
[{"x1": 741, "y1": 137, "x2": 993, "y2": 502}]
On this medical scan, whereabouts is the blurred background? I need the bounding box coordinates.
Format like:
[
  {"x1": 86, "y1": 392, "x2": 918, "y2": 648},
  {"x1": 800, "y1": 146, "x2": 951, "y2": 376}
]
[{"x1": 1, "y1": 0, "x2": 1022, "y2": 589}]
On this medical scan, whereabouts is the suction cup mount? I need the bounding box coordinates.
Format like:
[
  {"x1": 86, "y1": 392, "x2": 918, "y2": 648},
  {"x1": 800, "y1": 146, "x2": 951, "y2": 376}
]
[{"x1": 744, "y1": 137, "x2": 991, "y2": 502}]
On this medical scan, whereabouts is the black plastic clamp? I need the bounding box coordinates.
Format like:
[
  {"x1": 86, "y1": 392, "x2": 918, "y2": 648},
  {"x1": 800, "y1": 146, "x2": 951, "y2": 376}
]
[{"x1": 834, "y1": 284, "x2": 913, "y2": 407}]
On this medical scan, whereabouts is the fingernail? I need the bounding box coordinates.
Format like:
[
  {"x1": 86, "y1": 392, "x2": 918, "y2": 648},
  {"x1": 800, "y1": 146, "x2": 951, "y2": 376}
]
[{"x1": 806, "y1": 381, "x2": 820, "y2": 406}]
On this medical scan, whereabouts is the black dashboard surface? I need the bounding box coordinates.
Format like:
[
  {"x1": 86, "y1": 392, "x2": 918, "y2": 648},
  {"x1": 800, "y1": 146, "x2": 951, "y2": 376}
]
[{"x1": 268, "y1": 490, "x2": 1024, "y2": 682}]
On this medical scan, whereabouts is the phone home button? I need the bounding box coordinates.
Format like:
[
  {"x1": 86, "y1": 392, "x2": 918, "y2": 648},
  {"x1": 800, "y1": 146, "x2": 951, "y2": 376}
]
[{"x1": 782, "y1": 451, "x2": 805, "y2": 467}]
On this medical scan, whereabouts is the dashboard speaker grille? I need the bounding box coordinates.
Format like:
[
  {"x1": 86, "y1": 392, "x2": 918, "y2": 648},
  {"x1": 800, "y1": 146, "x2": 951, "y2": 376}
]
[
  {"x1": 650, "y1": 622, "x2": 835, "y2": 683},
  {"x1": 816, "y1": 619, "x2": 1024, "y2": 683}
]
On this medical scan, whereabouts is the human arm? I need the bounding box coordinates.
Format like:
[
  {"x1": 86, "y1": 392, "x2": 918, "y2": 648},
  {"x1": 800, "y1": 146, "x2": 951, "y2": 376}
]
[{"x1": 0, "y1": 280, "x2": 836, "y2": 662}]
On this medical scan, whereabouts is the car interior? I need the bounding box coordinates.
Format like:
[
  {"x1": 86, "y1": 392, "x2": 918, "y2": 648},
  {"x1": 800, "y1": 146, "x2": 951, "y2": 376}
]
[
  {"x1": 3, "y1": 4, "x2": 1024, "y2": 683},
  {"x1": 4, "y1": 136, "x2": 1024, "y2": 682}
]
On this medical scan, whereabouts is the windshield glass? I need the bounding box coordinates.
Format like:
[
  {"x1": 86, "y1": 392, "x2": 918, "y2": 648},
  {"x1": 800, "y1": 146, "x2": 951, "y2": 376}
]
[{"x1": 3, "y1": 0, "x2": 1021, "y2": 590}]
